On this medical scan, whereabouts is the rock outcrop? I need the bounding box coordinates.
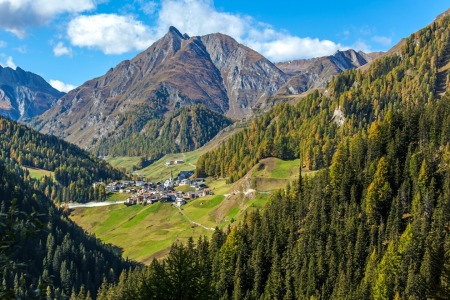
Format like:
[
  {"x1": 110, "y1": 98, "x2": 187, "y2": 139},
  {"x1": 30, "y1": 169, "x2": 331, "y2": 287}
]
[
  {"x1": 0, "y1": 66, "x2": 64, "y2": 121},
  {"x1": 276, "y1": 49, "x2": 380, "y2": 95}
]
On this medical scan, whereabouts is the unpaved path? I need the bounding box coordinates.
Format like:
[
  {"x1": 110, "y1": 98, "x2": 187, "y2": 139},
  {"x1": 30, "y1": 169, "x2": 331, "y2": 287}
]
[
  {"x1": 176, "y1": 206, "x2": 214, "y2": 231},
  {"x1": 182, "y1": 152, "x2": 196, "y2": 168}
]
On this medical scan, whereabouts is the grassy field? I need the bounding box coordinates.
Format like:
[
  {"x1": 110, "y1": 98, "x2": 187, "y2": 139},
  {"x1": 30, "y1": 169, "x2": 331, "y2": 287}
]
[
  {"x1": 105, "y1": 156, "x2": 141, "y2": 172},
  {"x1": 70, "y1": 157, "x2": 317, "y2": 263},
  {"x1": 251, "y1": 157, "x2": 318, "y2": 191},
  {"x1": 24, "y1": 167, "x2": 55, "y2": 180},
  {"x1": 70, "y1": 203, "x2": 212, "y2": 263},
  {"x1": 106, "y1": 192, "x2": 132, "y2": 202},
  {"x1": 104, "y1": 121, "x2": 248, "y2": 182},
  {"x1": 69, "y1": 157, "x2": 315, "y2": 262},
  {"x1": 138, "y1": 153, "x2": 198, "y2": 182}
]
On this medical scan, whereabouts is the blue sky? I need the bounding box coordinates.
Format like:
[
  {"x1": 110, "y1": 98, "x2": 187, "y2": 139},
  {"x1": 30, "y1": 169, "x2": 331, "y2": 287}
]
[{"x1": 0, "y1": 0, "x2": 448, "y2": 92}]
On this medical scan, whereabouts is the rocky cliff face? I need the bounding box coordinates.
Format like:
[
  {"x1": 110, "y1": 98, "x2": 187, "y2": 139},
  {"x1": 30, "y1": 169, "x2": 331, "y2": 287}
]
[
  {"x1": 31, "y1": 27, "x2": 288, "y2": 149},
  {"x1": 201, "y1": 33, "x2": 287, "y2": 116},
  {"x1": 0, "y1": 66, "x2": 64, "y2": 121},
  {"x1": 275, "y1": 49, "x2": 378, "y2": 95}
]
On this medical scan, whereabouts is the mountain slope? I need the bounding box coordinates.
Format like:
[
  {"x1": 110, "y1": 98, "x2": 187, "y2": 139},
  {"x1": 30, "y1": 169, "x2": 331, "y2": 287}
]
[
  {"x1": 101, "y1": 12, "x2": 450, "y2": 300},
  {"x1": 0, "y1": 161, "x2": 132, "y2": 299},
  {"x1": 0, "y1": 115, "x2": 124, "y2": 202},
  {"x1": 275, "y1": 49, "x2": 380, "y2": 95},
  {"x1": 94, "y1": 105, "x2": 233, "y2": 160},
  {"x1": 0, "y1": 66, "x2": 63, "y2": 121},
  {"x1": 201, "y1": 33, "x2": 288, "y2": 115},
  {"x1": 30, "y1": 27, "x2": 287, "y2": 150}
]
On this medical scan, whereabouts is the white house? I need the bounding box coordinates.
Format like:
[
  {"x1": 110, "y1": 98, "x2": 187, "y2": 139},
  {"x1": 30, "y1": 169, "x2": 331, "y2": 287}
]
[
  {"x1": 180, "y1": 179, "x2": 191, "y2": 185},
  {"x1": 175, "y1": 198, "x2": 186, "y2": 207}
]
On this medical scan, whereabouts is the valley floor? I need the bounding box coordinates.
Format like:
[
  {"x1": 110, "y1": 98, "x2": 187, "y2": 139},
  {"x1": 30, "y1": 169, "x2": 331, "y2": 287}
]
[{"x1": 69, "y1": 156, "x2": 311, "y2": 262}]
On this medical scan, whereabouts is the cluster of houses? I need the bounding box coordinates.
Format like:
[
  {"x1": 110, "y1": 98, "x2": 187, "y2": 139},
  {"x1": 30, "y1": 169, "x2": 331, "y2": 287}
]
[{"x1": 99, "y1": 171, "x2": 212, "y2": 207}]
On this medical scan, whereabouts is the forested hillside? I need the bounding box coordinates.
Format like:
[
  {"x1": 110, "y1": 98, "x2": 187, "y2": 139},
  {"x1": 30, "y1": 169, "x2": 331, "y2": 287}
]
[
  {"x1": 98, "y1": 68, "x2": 450, "y2": 300},
  {"x1": 196, "y1": 16, "x2": 450, "y2": 182},
  {"x1": 94, "y1": 105, "x2": 232, "y2": 161},
  {"x1": 0, "y1": 163, "x2": 134, "y2": 299},
  {"x1": 0, "y1": 116, "x2": 124, "y2": 202},
  {"x1": 101, "y1": 15, "x2": 450, "y2": 300}
]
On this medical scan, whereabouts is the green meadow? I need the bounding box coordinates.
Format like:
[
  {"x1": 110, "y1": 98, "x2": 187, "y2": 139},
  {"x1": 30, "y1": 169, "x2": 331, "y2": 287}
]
[
  {"x1": 71, "y1": 153, "x2": 308, "y2": 263},
  {"x1": 24, "y1": 167, "x2": 55, "y2": 180}
]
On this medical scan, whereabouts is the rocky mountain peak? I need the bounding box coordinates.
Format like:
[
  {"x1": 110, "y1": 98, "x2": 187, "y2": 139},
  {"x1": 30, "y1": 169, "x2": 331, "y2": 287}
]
[
  {"x1": 0, "y1": 66, "x2": 63, "y2": 121},
  {"x1": 168, "y1": 25, "x2": 184, "y2": 38},
  {"x1": 31, "y1": 28, "x2": 288, "y2": 149}
]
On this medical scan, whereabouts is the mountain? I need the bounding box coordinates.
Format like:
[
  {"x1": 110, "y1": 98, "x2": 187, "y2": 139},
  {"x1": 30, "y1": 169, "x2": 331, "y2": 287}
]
[
  {"x1": 0, "y1": 66, "x2": 64, "y2": 121},
  {"x1": 30, "y1": 27, "x2": 287, "y2": 150},
  {"x1": 275, "y1": 49, "x2": 382, "y2": 95},
  {"x1": 196, "y1": 11, "x2": 450, "y2": 182}
]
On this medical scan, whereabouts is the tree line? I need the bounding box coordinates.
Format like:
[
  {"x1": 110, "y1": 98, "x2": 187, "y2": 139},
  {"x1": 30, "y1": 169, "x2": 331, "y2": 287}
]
[{"x1": 0, "y1": 162, "x2": 135, "y2": 299}]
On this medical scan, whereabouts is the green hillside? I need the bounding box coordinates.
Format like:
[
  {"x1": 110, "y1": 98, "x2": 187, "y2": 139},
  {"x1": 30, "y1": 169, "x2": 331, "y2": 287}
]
[
  {"x1": 70, "y1": 172, "x2": 273, "y2": 262},
  {"x1": 196, "y1": 15, "x2": 450, "y2": 183},
  {"x1": 0, "y1": 162, "x2": 132, "y2": 299},
  {"x1": 0, "y1": 116, "x2": 124, "y2": 203},
  {"x1": 95, "y1": 105, "x2": 233, "y2": 163}
]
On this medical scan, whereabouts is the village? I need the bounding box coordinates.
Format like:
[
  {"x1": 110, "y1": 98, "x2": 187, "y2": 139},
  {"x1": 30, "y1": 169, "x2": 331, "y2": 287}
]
[{"x1": 102, "y1": 170, "x2": 213, "y2": 207}]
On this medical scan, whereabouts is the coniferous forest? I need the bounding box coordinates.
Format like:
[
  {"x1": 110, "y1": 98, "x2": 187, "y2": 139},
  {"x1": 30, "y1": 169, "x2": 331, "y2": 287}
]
[
  {"x1": 0, "y1": 162, "x2": 135, "y2": 299},
  {"x1": 0, "y1": 118, "x2": 134, "y2": 298},
  {"x1": 99, "y1": 83, "x2": 450, "y2": 300},
  {"x1": 0, "y1": 116, "x2": 124, "y2": 203},
  {"x1": 94, "y1": 104, "x2": 233, "y2": 161}
]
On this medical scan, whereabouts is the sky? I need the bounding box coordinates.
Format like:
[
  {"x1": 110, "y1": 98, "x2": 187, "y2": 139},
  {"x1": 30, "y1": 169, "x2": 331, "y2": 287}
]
[{"x1": 0, "y1": 0, "x2": 448, "y2": 92}]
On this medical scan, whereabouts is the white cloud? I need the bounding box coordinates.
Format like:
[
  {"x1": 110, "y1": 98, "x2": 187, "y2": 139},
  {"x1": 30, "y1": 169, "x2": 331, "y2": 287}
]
[
  {"x1": 49, "y1": 79, "x2": 77, "y2": 93},
  {"x1": 53, "y1": 42, "x2": 72, "y2": 57},
  {"x1": 67, "y1": 14, "x2": 154, "y2": 54},
  {"x1": 351, "y1": 40, "x2": 372, "y2": 53},
  {"x1": 0, "y1": 0, "x2": 96, "y2": 37},
  {"x1": 15, "y1": 45, "x2": 27, "y2": 53},
  {"x1": 0, "y1": 55, "x2": 16, "y2": 69},
  {"x1": 0, "y1": 40, "x2": 6, "y2": 48},
  {"x1": 246, "y1": 34, "x2": 345, "y2": 62},
  {"x1": 156, "y1": 0, "x2": 248, "y2": 38},
  {"x1": 65, "y1": 0, "x2": 369, "y2": 61},
  {"x1": 372, "y1": 35, "x2": 392, "y2": 46},
  {"x1": 6, "y1": 56, "x2": 15, "y2": 69},
  {"x1": 154, "y1": 0, "x2": 347, "y2": 61}
]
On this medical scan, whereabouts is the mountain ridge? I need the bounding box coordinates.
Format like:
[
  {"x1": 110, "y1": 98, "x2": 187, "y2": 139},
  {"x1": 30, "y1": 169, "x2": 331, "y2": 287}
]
[
  {"x1": 275, "y1": 49, "x2": 381, "y2": 95},
  {"x1": 0, "y1": 65, "x2": 64, "y2": 121},
  {"x1": 29, "y1": 27, "x2": 376, "y2": 155}
]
